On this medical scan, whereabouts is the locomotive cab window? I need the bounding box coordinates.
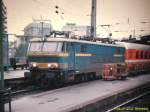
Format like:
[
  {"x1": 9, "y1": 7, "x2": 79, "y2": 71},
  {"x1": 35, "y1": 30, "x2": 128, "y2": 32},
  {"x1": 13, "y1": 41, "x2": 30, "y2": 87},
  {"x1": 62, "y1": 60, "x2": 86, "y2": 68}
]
[{"x1": 29, "y1": 42, "x2": 63, "y2": 52}]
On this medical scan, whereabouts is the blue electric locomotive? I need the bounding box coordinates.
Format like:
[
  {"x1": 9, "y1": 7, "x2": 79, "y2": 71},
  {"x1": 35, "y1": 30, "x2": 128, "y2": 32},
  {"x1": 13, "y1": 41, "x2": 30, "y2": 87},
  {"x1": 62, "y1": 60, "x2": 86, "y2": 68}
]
[{"x1": 25, "y1": 38, "x2": 126, "y2": 86}]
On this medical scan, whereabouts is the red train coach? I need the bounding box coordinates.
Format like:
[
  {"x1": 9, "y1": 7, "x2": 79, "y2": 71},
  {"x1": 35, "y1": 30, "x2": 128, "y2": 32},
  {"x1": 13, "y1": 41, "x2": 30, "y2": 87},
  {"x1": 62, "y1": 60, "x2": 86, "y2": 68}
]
[{"x1": 117, "y1": 42, "x2": 150, "y2": 75}]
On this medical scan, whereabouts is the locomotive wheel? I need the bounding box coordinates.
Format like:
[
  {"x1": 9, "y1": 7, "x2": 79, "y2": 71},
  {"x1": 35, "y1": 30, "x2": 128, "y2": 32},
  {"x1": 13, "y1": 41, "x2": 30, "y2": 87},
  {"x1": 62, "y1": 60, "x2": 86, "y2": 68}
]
[
  {"x1": 121, "y1": 76, "x2": 127, "y2": 80},
  {"x1": 51, "y1": 75, "x2": 64, "y2": 88},
  {"x1": 21, "y1": 66, "x2": 24, "y2": 70},
  {"x1": 83, "y1": 74, "x2": 88, "y2": 81},
  {"x1": 117, "y1": 76, "x2": 126, "y2": 80},
  {"x1": 13, "y1": 67, "x2": 16, "y2": 70},
  {"x1": 40, "y1": 77, "x2": 51, "y2": 88}
]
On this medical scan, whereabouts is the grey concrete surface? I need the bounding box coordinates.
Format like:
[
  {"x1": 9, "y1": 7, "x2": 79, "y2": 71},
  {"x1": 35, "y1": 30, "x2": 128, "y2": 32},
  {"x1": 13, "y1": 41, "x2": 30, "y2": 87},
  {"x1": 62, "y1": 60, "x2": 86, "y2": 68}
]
[{"x1": 5, "y1": 74, "x2": 150, "y2": 112}]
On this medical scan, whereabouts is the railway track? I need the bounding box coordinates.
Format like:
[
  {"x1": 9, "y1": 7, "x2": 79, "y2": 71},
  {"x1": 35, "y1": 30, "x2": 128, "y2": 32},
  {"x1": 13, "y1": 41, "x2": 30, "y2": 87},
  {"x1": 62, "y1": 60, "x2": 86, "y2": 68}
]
[
  {"x1": 5, "y1": 75, "x2": 99, "y2": 98},
  {"x1": 11, "y1": 87, "x2": 41, "y2": 96},
  {"x1": 3, "y1": 75, "x2": 150, "y2": 112},
  {"x1": 106, "y1": 91, "x2": 150, "y2": 112}
]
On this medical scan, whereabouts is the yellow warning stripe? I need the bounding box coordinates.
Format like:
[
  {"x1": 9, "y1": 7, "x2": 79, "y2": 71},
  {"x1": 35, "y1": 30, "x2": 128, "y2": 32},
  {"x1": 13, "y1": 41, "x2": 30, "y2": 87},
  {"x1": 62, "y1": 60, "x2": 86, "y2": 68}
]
[
  {"x1": 27, "y1": 52, "x2": 69, "y2": 57},
  {"x1": 27, "y1": 52, "x2": 94, "y2": 57},
  {"x1": 75, "y1": 53, "x2": 94, "y2": 57}
]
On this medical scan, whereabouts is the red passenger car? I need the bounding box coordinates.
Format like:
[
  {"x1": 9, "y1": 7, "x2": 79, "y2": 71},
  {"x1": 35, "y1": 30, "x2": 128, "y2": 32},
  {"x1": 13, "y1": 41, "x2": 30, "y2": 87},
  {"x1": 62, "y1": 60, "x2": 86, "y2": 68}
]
[{"x1": 117, "y1": 42, "x2": 150, "y2": 75}]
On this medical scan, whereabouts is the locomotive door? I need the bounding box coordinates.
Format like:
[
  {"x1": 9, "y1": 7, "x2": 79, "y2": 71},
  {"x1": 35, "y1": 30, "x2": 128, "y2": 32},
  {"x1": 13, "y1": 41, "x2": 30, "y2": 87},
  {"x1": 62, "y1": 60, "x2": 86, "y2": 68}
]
[{"x1": 67, "y1": 43, "x2": 76, "y2": 70}]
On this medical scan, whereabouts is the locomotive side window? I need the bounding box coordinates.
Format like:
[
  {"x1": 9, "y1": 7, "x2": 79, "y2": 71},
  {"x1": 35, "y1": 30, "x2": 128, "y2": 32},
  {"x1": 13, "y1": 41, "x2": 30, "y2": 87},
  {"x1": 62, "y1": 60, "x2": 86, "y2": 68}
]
[
  {"x1": 81, "y1": 45, "x2": 87, "y2": 52},
  {"x1": 66, "y1": 42, "x2": 74, "y2": 52},
  {"x1": 62, "y1": 42, "x2": 67, "y2": 52}
]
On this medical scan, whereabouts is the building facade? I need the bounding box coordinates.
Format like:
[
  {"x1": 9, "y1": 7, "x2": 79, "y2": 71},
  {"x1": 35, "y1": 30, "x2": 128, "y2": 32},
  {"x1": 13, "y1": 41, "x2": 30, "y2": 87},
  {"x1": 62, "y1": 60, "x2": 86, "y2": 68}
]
[
  {"x1": 15, "y1": 22, "x2": 53, "y2": 59},
  {"x1": 24, "y1": 22, "x2": 53, "y2": 40},
  {"x1": 62, "y1": 23, "x2": 91, "y2": 38},
  {"x1": 22, "y1": 22, "x2": 53, "y2": 45},
  {"x1": 8, "y1": 41, "x2": 17, "y2": 58}
]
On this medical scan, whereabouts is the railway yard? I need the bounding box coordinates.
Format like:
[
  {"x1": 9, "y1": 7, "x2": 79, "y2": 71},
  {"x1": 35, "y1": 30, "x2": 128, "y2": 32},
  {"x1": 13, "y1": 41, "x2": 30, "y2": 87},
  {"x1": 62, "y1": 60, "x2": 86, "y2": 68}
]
[
  {"x1": 2, "y1": 29, "x2": 150, "y2": 112},
  {"x1": 1, "y1": 0, "x2": 150, "y2": 112}
]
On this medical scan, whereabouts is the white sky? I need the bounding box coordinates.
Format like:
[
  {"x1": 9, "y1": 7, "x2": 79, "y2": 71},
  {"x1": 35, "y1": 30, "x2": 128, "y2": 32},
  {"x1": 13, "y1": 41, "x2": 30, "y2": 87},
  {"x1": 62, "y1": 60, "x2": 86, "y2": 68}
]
[{"x1": 4, "y1": 0, "x2": 150, "y2": 40}]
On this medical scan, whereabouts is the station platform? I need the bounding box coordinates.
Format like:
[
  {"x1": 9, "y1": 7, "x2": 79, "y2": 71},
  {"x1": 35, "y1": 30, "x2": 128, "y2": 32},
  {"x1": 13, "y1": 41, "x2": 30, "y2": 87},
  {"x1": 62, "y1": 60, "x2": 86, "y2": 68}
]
[
  {"x1": 6, "y1": 74, "x2": 150, "y2": 112},
  {"x1": 4, "y1": 69, "x2": 26, "y2": 80}
]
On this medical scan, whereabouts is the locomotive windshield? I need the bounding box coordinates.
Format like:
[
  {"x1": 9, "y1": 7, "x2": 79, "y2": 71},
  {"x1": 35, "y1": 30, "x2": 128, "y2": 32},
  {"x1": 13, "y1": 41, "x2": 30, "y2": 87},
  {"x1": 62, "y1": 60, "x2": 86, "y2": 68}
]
[{"x1": 29, "y1": 42, "x2": 63, "y2": 52}]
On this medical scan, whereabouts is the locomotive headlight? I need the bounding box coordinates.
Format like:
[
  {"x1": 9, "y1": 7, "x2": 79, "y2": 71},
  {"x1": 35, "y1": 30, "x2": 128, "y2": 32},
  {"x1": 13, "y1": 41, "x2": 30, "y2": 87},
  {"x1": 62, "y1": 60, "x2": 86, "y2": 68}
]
[
  {"x1": 52, "y1": 63, "x2": 58, "y2": 68},
  {"x1": 48, "y1": 63, "x2": 59, "y2": 68},
  {"x1": 48, "y1": 63, "x2": 52, "y2": 67},
  {"x1": 32, "y1": 63, "x2": 37, "y2": 67}
]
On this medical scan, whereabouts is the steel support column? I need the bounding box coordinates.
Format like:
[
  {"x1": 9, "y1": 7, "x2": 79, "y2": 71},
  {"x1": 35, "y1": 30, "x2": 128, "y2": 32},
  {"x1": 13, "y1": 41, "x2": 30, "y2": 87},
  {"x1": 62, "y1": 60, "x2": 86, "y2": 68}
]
[
  {"x1": 90, "y1": 0, "x2": 97, "y2": 39},
  {"x1": 0, "y1": 0, "x2": 5, "y2": 111},
  {"x1": 0, "y1": 0, "x2": 4, "y2": 90}
]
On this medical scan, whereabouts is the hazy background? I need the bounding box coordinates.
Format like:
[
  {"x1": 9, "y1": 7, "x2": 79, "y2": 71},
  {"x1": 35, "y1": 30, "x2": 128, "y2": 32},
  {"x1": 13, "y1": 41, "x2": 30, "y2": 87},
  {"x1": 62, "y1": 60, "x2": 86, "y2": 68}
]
[{"x1": 4, "y1": 0, "x2": 150, "y2": 40}]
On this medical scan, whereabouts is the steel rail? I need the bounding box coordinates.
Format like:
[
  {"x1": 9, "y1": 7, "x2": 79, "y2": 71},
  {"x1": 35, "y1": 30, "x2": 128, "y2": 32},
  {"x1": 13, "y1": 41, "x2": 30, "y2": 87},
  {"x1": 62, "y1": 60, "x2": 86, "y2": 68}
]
[{"x1": 106, "y1": 90, "x2": 150, "y2": 112}]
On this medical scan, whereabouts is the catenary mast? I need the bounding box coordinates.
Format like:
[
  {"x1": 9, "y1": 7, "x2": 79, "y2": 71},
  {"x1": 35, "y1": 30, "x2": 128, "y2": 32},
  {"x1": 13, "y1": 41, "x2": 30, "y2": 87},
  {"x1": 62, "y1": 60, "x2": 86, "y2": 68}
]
[{"x1": 90, "y1": 0, "x2": 97, "y2": 39}]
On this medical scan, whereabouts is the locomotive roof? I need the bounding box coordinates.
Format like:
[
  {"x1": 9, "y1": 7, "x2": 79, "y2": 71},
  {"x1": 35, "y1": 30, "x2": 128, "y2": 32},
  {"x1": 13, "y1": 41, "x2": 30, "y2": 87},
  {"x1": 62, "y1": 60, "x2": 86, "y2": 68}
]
[
  {"x1": 116, "y1": 42, "x2": 150, "y2": 50},
  {"x1": 29, "y1": 37, "x2": 124, "y2": 48}
]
